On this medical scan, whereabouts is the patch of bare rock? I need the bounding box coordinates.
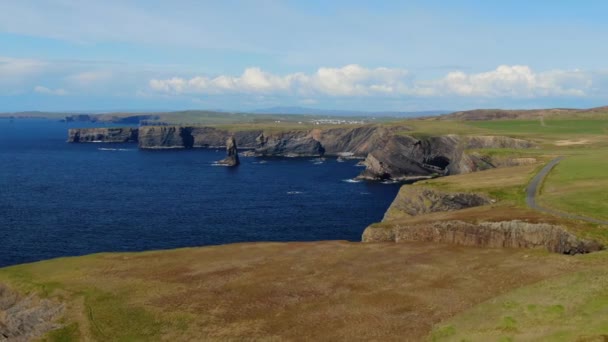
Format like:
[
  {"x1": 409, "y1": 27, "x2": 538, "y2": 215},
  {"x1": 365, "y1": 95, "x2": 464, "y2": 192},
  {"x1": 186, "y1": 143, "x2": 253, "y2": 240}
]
[{"x1": 0, "y1": 284, "x2": 63, "y2": 341}]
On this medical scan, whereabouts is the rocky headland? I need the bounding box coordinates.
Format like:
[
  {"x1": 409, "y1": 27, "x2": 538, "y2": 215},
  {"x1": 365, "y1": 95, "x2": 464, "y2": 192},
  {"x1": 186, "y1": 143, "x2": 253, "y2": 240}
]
[
  {"x1": 68, "y1": 125, "x2": 534, "y2": 181},
  {"x1": 363, "y1": 185, "x2": 603, "y2": 254}
]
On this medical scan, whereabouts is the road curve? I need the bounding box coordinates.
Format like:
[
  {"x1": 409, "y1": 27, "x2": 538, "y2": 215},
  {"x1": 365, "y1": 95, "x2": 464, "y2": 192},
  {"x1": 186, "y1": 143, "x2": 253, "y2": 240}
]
[{"x1": 526, "y1": 157, "x2": 608, "y2": 226}]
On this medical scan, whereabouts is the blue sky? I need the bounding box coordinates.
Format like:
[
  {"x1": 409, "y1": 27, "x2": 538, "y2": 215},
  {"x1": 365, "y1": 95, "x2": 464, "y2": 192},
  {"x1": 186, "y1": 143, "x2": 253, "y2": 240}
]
[{"x1": 1, "y1": 0, "x2": 608, "y2": 112}]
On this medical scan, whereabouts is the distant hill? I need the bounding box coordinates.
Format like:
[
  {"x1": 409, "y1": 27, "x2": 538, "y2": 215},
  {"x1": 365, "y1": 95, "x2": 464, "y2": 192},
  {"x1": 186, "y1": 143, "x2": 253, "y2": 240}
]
[
  {"x1": 440, "y1": 106, "x2": 608, "y2": 121},
  {"x1": 251, "y1": 106, "x2": 450, "y2": 117}
]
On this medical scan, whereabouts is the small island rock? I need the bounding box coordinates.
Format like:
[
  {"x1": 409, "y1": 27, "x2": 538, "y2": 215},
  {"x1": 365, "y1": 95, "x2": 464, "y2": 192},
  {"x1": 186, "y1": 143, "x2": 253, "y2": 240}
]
[{"x1": 216, "y1": 136, "x2": 240, "y2": 167}]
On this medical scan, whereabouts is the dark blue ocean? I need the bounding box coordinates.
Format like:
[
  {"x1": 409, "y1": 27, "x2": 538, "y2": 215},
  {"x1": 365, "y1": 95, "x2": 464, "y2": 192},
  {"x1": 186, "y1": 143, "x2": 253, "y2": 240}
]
[{"x1": 0, "y1": 119, "x2": 400, "y2": 267}]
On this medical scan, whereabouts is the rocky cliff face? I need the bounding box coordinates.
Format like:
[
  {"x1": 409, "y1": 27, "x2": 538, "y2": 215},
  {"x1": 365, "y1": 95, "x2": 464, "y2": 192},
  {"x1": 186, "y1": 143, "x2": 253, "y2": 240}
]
[
  {"x1": 382, "y1": 186, "x2": 491, "y2": 221},
  {"x1": 255, "y1": 131, "x2": 324, "y2": 157},
  {"x1": 363, "y1": 220, "x2": 602, "y2": 255},
  {"x1": 68, "y1": 125, "x2": 534, "y2": 180},
  {"x1": 137, "y1": 126, "x2": 263, "y2": 149},
  {"x1": 356, "y1": 134, "x2": 535, "y2": 180},
  {"x1": 67, "y1": 127, "x2": 138, "y2": 143}
]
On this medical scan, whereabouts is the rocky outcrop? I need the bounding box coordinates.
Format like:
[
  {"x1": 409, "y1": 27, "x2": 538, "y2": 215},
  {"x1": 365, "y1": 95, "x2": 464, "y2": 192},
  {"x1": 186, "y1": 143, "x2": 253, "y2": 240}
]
[
  {"x1": 356, "y1": 134, "x2": 535, "y2": 180},
  {"x1": 67, "y1": 127, "x2": 138, "y2": 143},
  {"x1": 0, "y1": 284, "x2": 64, "y2": 341},
  {"x1": 215, "y1": 137, "x2": 240, "y2": 166},
  {"x1": 255, "y1": 131, "x2": 324, "y2": 157},
  {"x1": 362, "y1": 220, "x2": 603, "y2": 255},
  {"x1": 382, "y1": 186, "x2": 491, "y2": 221}
]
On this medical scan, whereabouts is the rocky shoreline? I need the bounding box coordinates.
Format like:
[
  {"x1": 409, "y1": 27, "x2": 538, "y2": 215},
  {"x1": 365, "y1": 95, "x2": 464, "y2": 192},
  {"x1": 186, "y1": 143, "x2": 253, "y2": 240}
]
[{"x1": 68, "y1": 125, "x2": 534, "y2": 181}]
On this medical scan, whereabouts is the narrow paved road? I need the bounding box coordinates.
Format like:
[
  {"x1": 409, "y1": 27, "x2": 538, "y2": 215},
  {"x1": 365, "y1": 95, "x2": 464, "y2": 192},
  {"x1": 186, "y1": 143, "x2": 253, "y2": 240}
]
[{"x1": 526, "y1": 157, "x2": 608, "y2": 225}]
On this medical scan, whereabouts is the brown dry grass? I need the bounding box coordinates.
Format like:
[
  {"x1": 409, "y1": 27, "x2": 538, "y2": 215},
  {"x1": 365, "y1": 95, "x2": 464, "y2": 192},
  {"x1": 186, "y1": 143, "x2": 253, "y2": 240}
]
[{"x1": 0, "y1": 241, "x2": 586, "y2": 341}]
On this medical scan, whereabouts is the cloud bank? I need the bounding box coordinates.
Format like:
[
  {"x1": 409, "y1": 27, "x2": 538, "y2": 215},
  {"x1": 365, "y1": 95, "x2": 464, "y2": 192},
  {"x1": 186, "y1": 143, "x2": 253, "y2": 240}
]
[{"x1": 149, "y1": 64, "x2": 599, "y2": 99}]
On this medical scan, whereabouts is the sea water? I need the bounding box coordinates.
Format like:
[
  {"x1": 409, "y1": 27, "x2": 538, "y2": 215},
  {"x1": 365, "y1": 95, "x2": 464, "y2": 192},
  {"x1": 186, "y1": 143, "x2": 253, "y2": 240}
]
[{"x1": 0, "y1": 119, "x2": 400, "y2": 267}]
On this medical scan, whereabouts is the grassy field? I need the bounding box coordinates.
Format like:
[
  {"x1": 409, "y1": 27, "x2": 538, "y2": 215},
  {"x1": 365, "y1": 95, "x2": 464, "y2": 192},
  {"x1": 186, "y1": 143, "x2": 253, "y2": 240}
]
[
  {"x1": 431, "y1": 251, "x2": 608, "y2": 341},
  {"x1": 400, "y1": 116, "x2": 608, "y2": 145},
  {"x1": 0, "y1": 242, "x2": 588, "y2": 341},
  {"x1": 540, "y1": 151, "x2": 608, "y2": 221},
  {"x1": 467, "y1": 118, "x2": 608, "y2": 137}
]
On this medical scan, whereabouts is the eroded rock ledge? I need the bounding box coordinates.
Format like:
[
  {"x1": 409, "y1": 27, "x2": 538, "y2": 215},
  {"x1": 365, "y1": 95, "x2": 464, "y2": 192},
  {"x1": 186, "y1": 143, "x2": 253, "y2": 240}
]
[
  {"x1": 363, "y1": 220, "x2": 602, "y2": 255},
  {"x1": 382, "y1": 186, "x2": 491, "y2": 221}
]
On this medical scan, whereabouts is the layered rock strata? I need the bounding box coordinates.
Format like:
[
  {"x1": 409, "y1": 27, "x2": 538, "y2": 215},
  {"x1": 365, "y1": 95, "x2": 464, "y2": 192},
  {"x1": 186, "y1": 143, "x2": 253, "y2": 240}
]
[{"x1": 362, "y1": 220, "x2": 602, "y2": 255}]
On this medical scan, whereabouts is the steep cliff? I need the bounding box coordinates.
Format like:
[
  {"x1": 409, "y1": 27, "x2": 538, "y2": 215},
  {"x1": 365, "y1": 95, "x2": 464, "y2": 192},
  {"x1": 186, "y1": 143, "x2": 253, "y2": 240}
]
[
  {"x1": 137, "y1": 126, "x2": 262, "y2": 149},
  {"x1": 255, "y1": 131, "x2": 324, "y2": 157},
  {"x1": 363, "y1": 220, "x2": 602, "y2": 254},
  {"x1": 356, "y1": 134, "x2": 535, "y2": 180},
  {"x1": 67, "y1": 127, "x2": 138, "y2": 143}
]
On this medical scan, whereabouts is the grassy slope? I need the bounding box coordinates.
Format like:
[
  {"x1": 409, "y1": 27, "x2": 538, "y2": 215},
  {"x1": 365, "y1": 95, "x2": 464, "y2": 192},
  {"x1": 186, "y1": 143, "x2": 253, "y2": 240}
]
[{"x1": 0, "y1": 242, "x2": 587, "y2": 341}]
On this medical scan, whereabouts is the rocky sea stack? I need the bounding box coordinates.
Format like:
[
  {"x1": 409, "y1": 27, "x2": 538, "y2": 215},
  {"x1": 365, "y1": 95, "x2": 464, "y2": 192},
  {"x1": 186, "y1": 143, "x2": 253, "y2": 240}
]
[{"x1": 216, "y1": 136, "x2": 240, "y2": 167}]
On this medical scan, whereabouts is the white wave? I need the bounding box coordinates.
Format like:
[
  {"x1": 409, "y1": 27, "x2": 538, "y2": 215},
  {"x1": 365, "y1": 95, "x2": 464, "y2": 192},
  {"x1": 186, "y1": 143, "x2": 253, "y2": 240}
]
[
  {"x1": 98, "y1": 148, "x2": 134, "y2": 151},
  {"x1": 360, "y1": 192, "x2": 371, "y2": 195},
  {"x1": 286, "y1": 191, "x2": 303, "y2": 195},
  {"x1": 381, "y1": 180, "x2": 399, "y2": 184},
  {"x1": 253, "y1": 160, "x2": 268, "y2": 164},
  {"x1": 342, "y1": 178, "x2": 362, "y2": 183}
]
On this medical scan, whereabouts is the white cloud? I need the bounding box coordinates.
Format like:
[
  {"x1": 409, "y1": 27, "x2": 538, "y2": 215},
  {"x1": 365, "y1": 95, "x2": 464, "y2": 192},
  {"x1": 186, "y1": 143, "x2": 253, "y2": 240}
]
[
  {"x1": 435, "y1": 65, "x2": 590, "y2": 97},
  {"x1": 149, "y1": 64, "x2": 413, "y2": 97},
  {"x1": 0, "y1": 57, "x2": 47, "y2": 78},
  {"x1": 33, "y1": 85, "x2": 68, "y2": 96},
  {"x1": 67, "y1": 70, "x2": 113, "y2": 85},
  {"x1": 149, "y1": 64, "x2": 599, "y2": 99}
]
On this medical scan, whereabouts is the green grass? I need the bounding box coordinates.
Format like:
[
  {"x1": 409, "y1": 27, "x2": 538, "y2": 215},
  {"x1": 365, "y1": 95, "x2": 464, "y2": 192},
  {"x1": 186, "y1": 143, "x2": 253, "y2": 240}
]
[
  {"x1": 429, "y1": 252, "x2": 608, "y2": 341},
  {"x1": 540, "y1": 150, "x2": 608, "y2": 221},
  {"x1": 467, "y1": 118, "x2": 608, "y2": 138}
]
